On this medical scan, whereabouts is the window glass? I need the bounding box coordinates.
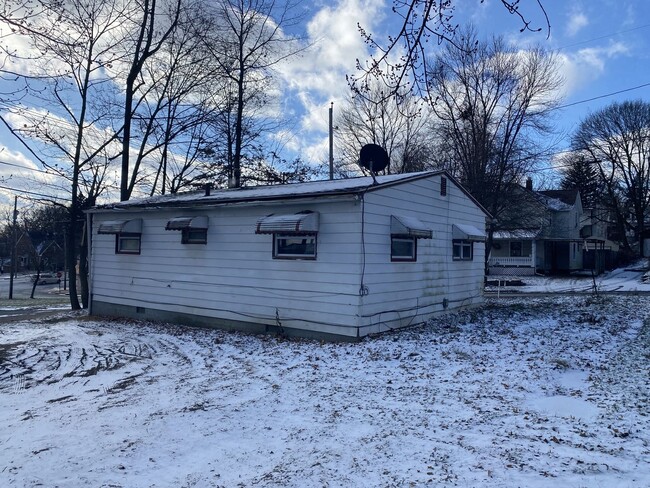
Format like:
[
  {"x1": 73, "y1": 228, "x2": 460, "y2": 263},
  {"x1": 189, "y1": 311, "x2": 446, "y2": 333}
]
[
  {"x1": 391, "y1": 236, "x2": 416, "y2": 261},
  {"x1": 452, "y1": 240, "x2": 473, "y2": 261},
  {"x1": 510, "y1": 241, "x2": 522, "y2": 257},
  {"x1": 182, "y1": 228, "x2": 207, "y2": 244},
  {"x1": 274, "y1": 234, "x2": 316, "y2": 259},
  {"x1": 116, "y1": 233, "x2": 141, "y2": 254}
]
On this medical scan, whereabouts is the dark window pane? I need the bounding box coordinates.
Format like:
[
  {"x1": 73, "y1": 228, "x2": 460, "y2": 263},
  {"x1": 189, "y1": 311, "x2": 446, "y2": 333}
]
[{"x1": 391, "y1": 237, "x2": 416, "y2": 261}]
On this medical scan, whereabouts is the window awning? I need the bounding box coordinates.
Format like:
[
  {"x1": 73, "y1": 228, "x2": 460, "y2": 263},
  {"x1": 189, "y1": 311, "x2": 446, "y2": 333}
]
[
  {"x1": 452, "y1": 223, "x2": 486, "y2": 241},
  {"x1": 255, "y1": 211, "x2": 319, "y2": 235},
  {"x1": 97, "y1": 219, "x2": 142, "y2": 235},
  {"x1": 165, "y1": 215, "x2": 208, "y2": 231},
  {"x1": 391, "y1": 215, "x2": 432, "y2": 239}
]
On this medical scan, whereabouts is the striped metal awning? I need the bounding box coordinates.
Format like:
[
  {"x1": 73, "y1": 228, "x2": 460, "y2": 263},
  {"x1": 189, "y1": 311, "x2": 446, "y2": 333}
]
[
  {"x1": 255, "y1": 211, "x2": 319, "y2": 235},
  {"x1": 390, "y1": 215, "x2": 432, "y2": 239},
  {"x1": 165, "y1": 215, "x2": 208, "y2": 231},
  {"x1": 97, "y1": 219, "x2": 142, "y2": 235},
  {"x1": 452, "y1": 223, "x2": 486, "y2": 242}
]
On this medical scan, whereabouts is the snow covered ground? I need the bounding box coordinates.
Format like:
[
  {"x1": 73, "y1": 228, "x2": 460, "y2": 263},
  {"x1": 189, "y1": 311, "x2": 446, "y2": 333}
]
[
  {"x1": 1, "y1": 295, "x2": 649, "y2": 487},
  {"x1": 487, "y1": 260, "x2": 650, "y2": 294}
]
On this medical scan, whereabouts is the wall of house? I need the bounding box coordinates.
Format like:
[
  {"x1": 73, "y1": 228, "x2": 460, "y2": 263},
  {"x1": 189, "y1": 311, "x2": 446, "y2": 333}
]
[
  {"x1": 90, "y1": 175, "x2": 487, "y2": 339},
  {"x1": 357, "y1": 175, "x2": 485, "y2": 335},
  {"x1": 90, "y1": 198, "x2": 366, "y2": 339},
  {"x1": 549, "y1": 209, "x2": 580, "y2": 239}
]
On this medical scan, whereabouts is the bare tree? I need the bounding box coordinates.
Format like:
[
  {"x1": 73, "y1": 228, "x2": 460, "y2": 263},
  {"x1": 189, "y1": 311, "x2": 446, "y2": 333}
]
[
  {"x1": 119, "y1": 0, "x2": 183, "y2": 201},
  {"x1": 0, "y1": 0, "x2": 131, "y2": 309},
  {"x1": 122, "y1": 0, "x2": 223, "y2": 197},
  {"x1": 335, "y1": 83, "x2": 436, "y2": 176},
  {"x1": 201, "y1": 0, "x2": 306, "y2": 188},
  {"x1": 428, "y1": 28, "x2": 561, "y2": 228},
  {"x1": 349, "y1": 0, "x2": 550, "y2": 102},
  {"x1": 572, "y1": 100, "x2": 650, "y2": 256}
]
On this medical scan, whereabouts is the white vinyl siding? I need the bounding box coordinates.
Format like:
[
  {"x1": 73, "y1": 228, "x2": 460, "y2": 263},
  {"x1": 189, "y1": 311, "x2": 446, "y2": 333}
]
[
  {"x1": 91, "y1": 201, "x2": 363, "y2": 335},
  {"x1": 90, "y1": 173, "x2": 486, "y2": 338},
  {"x1": 358, "y1": 175, "x2": 485, "y2": 334}
]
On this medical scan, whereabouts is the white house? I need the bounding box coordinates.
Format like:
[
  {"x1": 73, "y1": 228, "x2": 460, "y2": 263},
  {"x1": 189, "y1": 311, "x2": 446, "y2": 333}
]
[
  {"x1": 489, "y1": 189, "x2": 610, "y2": 275},
  {"x1": 86, "y1": 171, "x2": 489, "y2": 340}
]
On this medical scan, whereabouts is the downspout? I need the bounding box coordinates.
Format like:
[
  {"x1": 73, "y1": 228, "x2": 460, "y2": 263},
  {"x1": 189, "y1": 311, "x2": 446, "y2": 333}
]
[
  {"x1": 357, "y1": 192, "x2": 365, "y2": 337},
  {"x1": 86, "y1": 212, "x2": 93, "y2": 315}
]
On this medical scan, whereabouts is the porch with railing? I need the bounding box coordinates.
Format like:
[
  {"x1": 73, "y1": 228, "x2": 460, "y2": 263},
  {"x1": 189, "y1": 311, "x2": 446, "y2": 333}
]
[
  {"x1": 488, "y1": 256, "x2": 534, "y2": 267},
  {"x1": 488, "y1": 256, "x2": 535, "y2": 276}
]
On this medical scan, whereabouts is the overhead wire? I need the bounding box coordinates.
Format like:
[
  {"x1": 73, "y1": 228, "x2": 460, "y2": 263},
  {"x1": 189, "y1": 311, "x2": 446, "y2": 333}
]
[
  {"x1": 0, "y1": 159, "x2": 60, "y2": 176},
  {"x1": 0, "y1": 183, "x2": 66, "y2": 200},
  {"x1": 556, "y1": 23, "x2": 650, "y2": 51},
  {"x1": 554, "y1": 82, "x2": 650, "y2": 111}
]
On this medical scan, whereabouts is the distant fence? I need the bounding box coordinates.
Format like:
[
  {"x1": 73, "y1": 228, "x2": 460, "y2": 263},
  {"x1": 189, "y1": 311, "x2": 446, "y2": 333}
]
[{"x1": 488, "y1": 256, "x2": 535, "y2": 276}]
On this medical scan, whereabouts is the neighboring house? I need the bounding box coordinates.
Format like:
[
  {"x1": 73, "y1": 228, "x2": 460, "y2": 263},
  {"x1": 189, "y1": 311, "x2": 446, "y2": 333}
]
[
  {"x1": 489, "y1": 188, "x2": 609, "y2": 275},
  {"x1": 581, "y1": 207, "x2": 620, "y2": 271},
  {"x1": 86, "y1": 171, "x2": 489, "y2": 340}
]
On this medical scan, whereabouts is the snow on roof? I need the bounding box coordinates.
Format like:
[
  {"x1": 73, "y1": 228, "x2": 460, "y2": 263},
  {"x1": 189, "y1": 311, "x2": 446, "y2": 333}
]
[
  {"x1": 493, "y1": 229, "x2": 541, "y2": 240},
  {"x1": 528, "y1": 189, "x2": 580, "y2": 212},
  {"x1": 538, "y1": 189, "x2": 579, "y2": 206},
  {"x1": 91, "y1": 171, "x2": 440, "y2": 212},
  {"x1": 536, "y1": 193, "x2": 572, "y2": 211}
]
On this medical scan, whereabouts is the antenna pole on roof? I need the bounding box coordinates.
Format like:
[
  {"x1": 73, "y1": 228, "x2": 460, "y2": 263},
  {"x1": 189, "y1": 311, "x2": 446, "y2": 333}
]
[{"x1": 329, "y1": 102, "x2": 334, "y2": 180}]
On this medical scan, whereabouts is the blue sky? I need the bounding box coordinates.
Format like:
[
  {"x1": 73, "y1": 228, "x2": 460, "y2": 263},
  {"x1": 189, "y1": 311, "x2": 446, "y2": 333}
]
[
  {"x1": 0, "y1": 0, "x2": 649, "y2": 207},
  {"x1": 281, "y1": 0, "x2": 650, "y2": 170}
]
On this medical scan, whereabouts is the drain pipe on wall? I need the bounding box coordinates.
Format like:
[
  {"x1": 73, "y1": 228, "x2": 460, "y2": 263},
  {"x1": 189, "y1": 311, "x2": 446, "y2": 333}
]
[{"x1": 86, "y1": 212, "x2": 93, "y2": 315}]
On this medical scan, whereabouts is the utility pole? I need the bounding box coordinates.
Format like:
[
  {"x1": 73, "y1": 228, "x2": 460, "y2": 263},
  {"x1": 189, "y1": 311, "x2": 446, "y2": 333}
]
[
  {"x1": 329, "y1": 102, "x2": 334, "y2": 180},
  {"x1": 9, "y1": 196, "x2": 17, "y2": 299}
]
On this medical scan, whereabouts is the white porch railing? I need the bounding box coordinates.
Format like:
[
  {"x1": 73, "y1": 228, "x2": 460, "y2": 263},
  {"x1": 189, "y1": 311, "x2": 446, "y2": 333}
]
[{"x1": 488, "y1": 256, "x2": 533, "y2": 267}]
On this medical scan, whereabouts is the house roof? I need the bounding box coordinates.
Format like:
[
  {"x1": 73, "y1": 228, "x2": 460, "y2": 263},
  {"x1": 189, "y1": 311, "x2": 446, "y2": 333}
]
[
  {"x1": 89, "y1": 170, "x2": 490, "y2": 216},
  {"x1": 538, "y1": 189, "x2": 579, "y2": 207},
  {"x1": 493, "y1": 229, "x2": 542, "y2": 240}
]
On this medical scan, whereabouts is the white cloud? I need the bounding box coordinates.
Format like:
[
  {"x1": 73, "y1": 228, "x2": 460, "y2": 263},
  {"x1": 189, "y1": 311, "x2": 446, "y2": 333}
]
[
  {"x1": 556, "y1": 42, "x2": 629, "y2": 98},
  {"x1": 277, "y1": 0, "x2": 386, "y2": 163},
  {"x1": 565, "y1": 10, "x2": 589, "y2": 37},
  {"x1": 0, "y1": 144, "x2": 65, "y2": 209}
]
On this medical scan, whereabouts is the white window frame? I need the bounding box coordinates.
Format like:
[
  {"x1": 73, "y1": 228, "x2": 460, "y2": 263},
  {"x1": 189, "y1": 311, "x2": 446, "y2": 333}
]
[
  {"x1": 273, "y1": 234, "x2": 317, "y2": 260},
  {"x1": 452, "y1": 239, "x2": 473, "y2": 261},
  {"x1": 116, "y1": 233, "x2": 141, "y2": 255},
  {"x1": 391, "y1": 236, "x2": 417, "y2": 262}
]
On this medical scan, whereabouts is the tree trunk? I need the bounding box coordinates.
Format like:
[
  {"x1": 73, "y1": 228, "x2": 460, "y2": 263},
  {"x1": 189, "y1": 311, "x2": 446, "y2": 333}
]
[
  {"x1": 66, "y1": 213, "x2": 81, "y2": 310},
  {"x1": 121, "y1": 85, "x2": 134, "y2": 201},
  {"x1": 79, "y1": 221, "x2": 89, "y2": 308}
]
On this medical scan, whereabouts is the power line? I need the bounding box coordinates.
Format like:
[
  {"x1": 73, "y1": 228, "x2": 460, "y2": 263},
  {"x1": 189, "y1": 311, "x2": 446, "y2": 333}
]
[
  {"x1": 555, "y1": 82, "x2": 650, "y2": 110},
  {"x1": 0, "y1": 159, "x2": 59, "y2": 176},
  {"x1": 0, "y1": 183, "x2": 67, "y2": 200},
  {"x1": 557, "y1": 23, "x2": 650, "y2": 51}
]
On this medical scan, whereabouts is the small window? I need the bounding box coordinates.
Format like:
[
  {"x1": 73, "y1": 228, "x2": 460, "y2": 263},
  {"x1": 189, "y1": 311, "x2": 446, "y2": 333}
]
[
  {"x1": 510, "y1": 241, "x2": 522, "y2": 257},
  {"x1": 182, "y1": 228, "x2": 207, "y2": 244},
  {"x1": 273, "y1": 234, "x2": 316, "y2": 259},
  {"x1": 391, "y1": 236, "x2": 417, "y2": 262},
  {"x1": 116, "y1": 233, "x2": 141, "y2": 254},
  {"x1": 452, "y1": 240, "x2": 473, "y2": 261}
]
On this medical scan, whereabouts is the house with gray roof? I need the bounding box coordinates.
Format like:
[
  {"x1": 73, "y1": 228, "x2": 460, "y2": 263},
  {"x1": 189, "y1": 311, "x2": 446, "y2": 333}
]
[
  {"x1": 488, "y1": 187, "x2": 610, "y2": 275},
  {"x1": 86, "y1": 171, "x2": 489, "y2": 340}
]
